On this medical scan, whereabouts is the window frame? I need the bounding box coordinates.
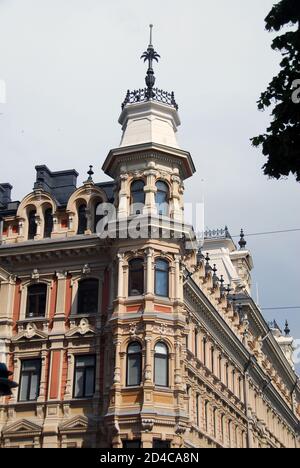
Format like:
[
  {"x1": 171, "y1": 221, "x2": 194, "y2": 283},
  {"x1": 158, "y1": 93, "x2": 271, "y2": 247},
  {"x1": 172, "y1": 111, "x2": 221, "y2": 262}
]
[
  {"x1": 128, "y1": 258, "x2": 144, "y2": 297},
  {"x1": 43, "y1": 207, "x2": 53, "y2": 238},
  {"x1": 28, "y1": 209, "x2": 37, "y2": 240},
  {"x1": 154, "y1": 341, "x2": 169, "y2": 388},
  {"x1": 77, "y1": 203, "x2": 87, "y2": 235},
  {"x1": 155, "y1": 180, "x2": 169, "y2": 216},
  {"x1": 73, "y1": 354, "x2": 96, "y2": 399},
  {"x1": 25, "y1": 283, "x2": 48, "y2": 319},
  {"x1": 130, "y1": 180, "x2": 145, "y2": 215},
  {"x1": 126, "y1": 342, "x2": 142, "y2": 387},
  {"x1": 154, "y1": 258, "x2": 169, "y2": 298},
  {"x1": 18, "y1": 359, "x2": 41, "y2": 402},
  {"x1": 77, "y1": 278, "x2": 99, "y2": 315}
]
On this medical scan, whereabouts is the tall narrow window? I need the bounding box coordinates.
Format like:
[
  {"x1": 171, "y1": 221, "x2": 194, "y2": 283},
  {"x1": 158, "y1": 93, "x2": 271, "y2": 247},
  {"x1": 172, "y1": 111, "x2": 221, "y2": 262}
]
[
  {"x1": 126, "y1": 342, "x2": 142, "y2": 387},
  {"x1": 128, "y1": 258, "x2": 144, "y2": 296},
  {"x1": 19, "y1": 359, "x2": 41, "y2": 402},
  {"x1": 123, "y1": 440, "x2": 141, "y2": 449},
  {"x1": 211, "y1": 347, "x2": 215, "y2": 373},
  {"x1": 196, "y1": 394, "x2": 200, "y2": 427},
  {"x1": 73, "y1": 355, "x2": 96, "y2": 398},
  {"x1": 153, "y1": 440, "x2": 171, "y2": 449},
  {"x1": 77, "y1": 279, "x2": 99, "y2": 314},
  {"x1": 26, "y1": 284, "x2": 47, "y2": 318},
  {"x1": 232, "y1": 370, "x2": 236, "y2": 394},
  {"x1": 131, "y1": 180, "x2": 145, "y2": 215},
  {"x1": 225, "y1": 363, "x2": 229, "y2": 388},
  {"x1": 44, "y1": 207, "x2": 53, "y2": 238},
  {"x1": 154, "y1": 342, "x2": 168, "y2": 387},
  {"x1": 77, "y1": 204, "x2": 87, "y2": 234},
  {"x1": 155, "y1": 181, "x2": 169, "y2": 216},
  {"x1": 203, "y1": 338, "x2": 207, "y2": 366},
  {"x1": 213, "y1": 408, "x2": 217, "y2": 438},
  {"x1": 194, "y1": 329, "x2": 198, "y2": 357},
  {"x1": 218, "y1": 354, "x2": 222, "y2": 380},
  {"x1": 93, "y1": 201, "x2": 103, "y2": 233},
  {"x1": 155, "y1": 259, "x2": 169, "y2": 297},
  {"x1": 28, "y1": 209, "x2": 37, "y2": 240},
  {"x1": 204, "y1": 401, "x2": 209, "y2": 432}
]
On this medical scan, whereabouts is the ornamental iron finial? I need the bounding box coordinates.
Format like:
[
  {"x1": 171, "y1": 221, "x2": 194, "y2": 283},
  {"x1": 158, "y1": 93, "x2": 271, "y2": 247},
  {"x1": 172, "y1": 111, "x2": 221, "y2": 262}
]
[
  {"x1": 121, "y1": 26, "x2": 178, "y2": 110},
  {"x1": 141, "y1": 24, "x2": 161, "y2": 99},
  {"x1": 238, "y1": 229, "x2": 247, "y2": 250},
  {"x1": 87, "y1": 165, "x2": 94, "y2": 182},
  {"x1": 284, "y1": 320, "x2": 291, "y2": 337}
]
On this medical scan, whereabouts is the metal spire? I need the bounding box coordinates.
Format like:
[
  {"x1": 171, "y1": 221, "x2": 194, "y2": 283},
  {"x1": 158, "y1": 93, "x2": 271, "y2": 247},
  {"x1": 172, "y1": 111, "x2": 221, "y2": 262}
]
[
  {"x1": 238, "y1": 229, "x2": 247, "y2": 250},
  {"x1": 141, "y1": 24, "x2": 161, "y2": 99},
  {"x1": 284, "y1": 320, "x2": 291, "y2": 337},
  {"x1": 87, "y1": 165, "x2": 94, "y2": 182}
]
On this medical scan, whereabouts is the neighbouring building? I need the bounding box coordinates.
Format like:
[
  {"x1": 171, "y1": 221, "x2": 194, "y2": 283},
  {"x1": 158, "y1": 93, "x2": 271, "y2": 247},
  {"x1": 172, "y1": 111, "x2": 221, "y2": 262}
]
[{"x1": 0, "y1": 34, "x2": 299, "y2": 449}]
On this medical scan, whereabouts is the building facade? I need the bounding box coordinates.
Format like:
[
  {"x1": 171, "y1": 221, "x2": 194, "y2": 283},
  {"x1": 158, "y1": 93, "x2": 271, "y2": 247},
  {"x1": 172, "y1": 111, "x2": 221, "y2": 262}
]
[{"x1": 0, "y1": 37, "x2": 299, "y2": 449}]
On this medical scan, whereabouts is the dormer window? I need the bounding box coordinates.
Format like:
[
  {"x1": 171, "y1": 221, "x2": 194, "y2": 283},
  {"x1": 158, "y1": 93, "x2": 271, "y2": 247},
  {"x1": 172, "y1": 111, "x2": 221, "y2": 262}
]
[
  {"x1": 131, "y1": 180, "x2": 145, "y2": 215},
  {"x1": 26, "y1": 284, "x2": 47, "y2": 318},
  {"x1": 28, "y1": 209, "x2": 37, "y2": 240},
  {"x1": 44, "y1": 208, "x2": 53, "y2": 238},
  {"x1": 77, "y1": 204, "x2": 87, "y2": 235}
]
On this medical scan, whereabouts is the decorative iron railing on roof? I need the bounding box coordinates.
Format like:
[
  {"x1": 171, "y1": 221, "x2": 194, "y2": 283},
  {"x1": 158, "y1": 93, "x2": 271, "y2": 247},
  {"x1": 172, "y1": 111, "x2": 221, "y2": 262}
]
[
  {"x1": 121, "y1": 88, "x2": 178, "y2": 111},
  {"x1": 204, "y1": 227, "x2": 232, "y2": 240}
]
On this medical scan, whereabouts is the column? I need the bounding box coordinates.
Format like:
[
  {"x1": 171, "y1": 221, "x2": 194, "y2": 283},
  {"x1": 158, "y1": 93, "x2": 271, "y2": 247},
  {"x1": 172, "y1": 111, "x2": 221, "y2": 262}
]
[
  {"x1": 118, "y1": 173, "x2": 129, "y2": 219},
  {"x1": 117, "y1": 253, "x2": 124, "y2": 299},
  {"x1": 145, "y1": 248, "x2": 154, "y2": 295}
]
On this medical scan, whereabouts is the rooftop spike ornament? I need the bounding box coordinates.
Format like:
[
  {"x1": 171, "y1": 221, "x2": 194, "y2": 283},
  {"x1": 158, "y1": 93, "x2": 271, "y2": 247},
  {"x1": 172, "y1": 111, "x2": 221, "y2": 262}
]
[{"x1": 141, "y1": 24, "x2": 161, "y2": 99}]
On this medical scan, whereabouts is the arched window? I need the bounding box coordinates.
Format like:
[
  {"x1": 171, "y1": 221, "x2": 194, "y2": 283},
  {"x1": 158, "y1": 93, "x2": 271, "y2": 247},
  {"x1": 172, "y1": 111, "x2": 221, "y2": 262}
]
[
  {"x1": 43, "y1": 207, "x2": 53, "y2": 238},
  {"x1": 131, "y1": 180, "x2": 145, "y2": 215},
  {"x1": 28, "y1": 209, "x2": 37, "y2": 240},
  {"x1": 126, "y1": 342, "x2": 142, "y2": 387},
  {"x1": 128, "y1": 258, "x2": 144, "y2": 296},
  {"x1": 155, "y1": 259, "x2": 169, "y2": 297},
  {"x1": 155, "y1": 181, "x2": 169, "y2": 216},
  {"x1": 154, "y1": 342, "x2": 169, "y2": 387},
  {"x1": 26, "y1": 284, "x2": 47, "y2": 318},
  {"x1": 77, "y1": 204, "x2": 87, "y2": 235},
  {"x1": 77, "y1": 279, "x2": 99, "y2": 314},
  {"x1": 93, "y1": 201, "x2": 103, "y2": 233}
]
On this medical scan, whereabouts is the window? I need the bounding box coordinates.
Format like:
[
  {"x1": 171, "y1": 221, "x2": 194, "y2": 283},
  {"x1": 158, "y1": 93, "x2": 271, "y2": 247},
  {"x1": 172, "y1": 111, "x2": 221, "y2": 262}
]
[
  {"x1": 73, "y1": 355, "x2": 96, "y2": 398},
  {"x1": 93, "y1": 201, "x2": 103, "y2": 233},
  {"x1": 202, "y1": 338, "x2": 207, "y2": 366},
  {"x1": 26, "y1": 284, "x2": 47, "y2": 318},
  {"x1": 123, "y1": 440, "x2": 141, "y2": 449},
  {"x1": 204, "y1": 401, "x2": 209, "y2": 432},
  {"x1": 211, "y1": 347, "x2": 215, "y2": 373},
  {"x1": 77, "y1": 204, "x2": 87, "y2": 235},
  {"x1": 19, "y1": 359, "x2": 41, "y2": 402},
  {"x1": 213, "y1": 408, "x2": 217, "y2": 438},
  {"x1": 218, "y1": 354, "x2": 222, "y2": 380},
  {"x1": 77, "y1": 279, "x2": 99, "y2": 314},
  {"x1": 43, "y1": 207, "x2": 53, "y2": 238},
  {"x1": 153, "y1": 440, "x2": 171, "y2": 449},
  {"x1": 155, "y1": 181, "x2": 169, "y2": 216},
  {"x1": 196, "y1": 394, "x2": 200, "y2": 427},
  {"x1": 155, "y1": 259, "x2": 169, "y2": 297},
  {"x1": 28, "y1": 209, "x2": 37, "y2": 240},
  {"x1": 154, "y1": 342, "x2": 168, "y2": 387},
  {"x1": 225, "y1": 363, "x2": 229, "y2": 388},
  {"x1": 194, "y1": 329, "x2": 198, "y2": 357},
  {"x1": 128, "y1": 258, "x2": 144, "y2": 296},
  {"x1": 126, "y1": 342, "x2": 142, "y2": 387},
  {"x1": 131, "y1": 180, "x2": 145, "y2": 215}
]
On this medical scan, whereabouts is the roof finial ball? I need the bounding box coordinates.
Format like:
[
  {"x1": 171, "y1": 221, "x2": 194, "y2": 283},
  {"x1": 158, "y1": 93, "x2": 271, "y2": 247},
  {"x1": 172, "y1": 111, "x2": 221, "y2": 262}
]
[
  {"x1": 284, "y1": 320, "x2": 291, "y2": 337},
  {"x1": 238, "y1": 229, "x2": 247, "y2": 250},
  {"x1": 87, "y1": 165, "x2": 94, "y2": 182}
]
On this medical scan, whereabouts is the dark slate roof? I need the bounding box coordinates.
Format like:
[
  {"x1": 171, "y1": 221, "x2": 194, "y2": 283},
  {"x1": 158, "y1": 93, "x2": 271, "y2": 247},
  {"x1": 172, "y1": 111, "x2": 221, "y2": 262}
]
[{"x1": 95, "y1": 181, "x2": 115, "y2": 203}]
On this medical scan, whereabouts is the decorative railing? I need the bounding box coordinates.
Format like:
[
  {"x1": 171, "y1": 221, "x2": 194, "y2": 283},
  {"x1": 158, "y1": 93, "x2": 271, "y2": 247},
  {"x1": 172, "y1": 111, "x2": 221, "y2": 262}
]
[
  {"x1": 204, "y1": 227, "x2": 232, "y2": 240},
  {"x1": 121, "y1": 88, "x2": 178, "y2": 111}
]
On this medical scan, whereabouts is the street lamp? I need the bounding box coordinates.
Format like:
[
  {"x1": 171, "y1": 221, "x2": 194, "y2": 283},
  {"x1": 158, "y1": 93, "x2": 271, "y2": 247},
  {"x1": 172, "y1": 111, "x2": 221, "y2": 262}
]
[{"x1": 0, "y1": 363, "x2": 18, "y2": 397}]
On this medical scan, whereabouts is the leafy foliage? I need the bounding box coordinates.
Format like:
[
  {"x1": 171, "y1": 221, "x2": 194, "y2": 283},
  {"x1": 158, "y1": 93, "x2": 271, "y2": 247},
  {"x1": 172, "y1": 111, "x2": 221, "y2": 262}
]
[{"x1": 251, "y1": 0, "x2": 300, "y2": 181}]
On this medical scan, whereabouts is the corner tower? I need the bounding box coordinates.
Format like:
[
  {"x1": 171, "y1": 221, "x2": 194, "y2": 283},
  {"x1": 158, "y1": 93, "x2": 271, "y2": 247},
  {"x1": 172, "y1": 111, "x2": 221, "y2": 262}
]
[{"x1": 102, "y1": 27, "x2": 198, "y2": 448}]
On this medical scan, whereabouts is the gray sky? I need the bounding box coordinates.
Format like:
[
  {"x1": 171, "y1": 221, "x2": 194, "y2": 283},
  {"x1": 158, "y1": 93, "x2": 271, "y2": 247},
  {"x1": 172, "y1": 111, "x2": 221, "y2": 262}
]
[{"x1": 0, "y1": 1, "x2": 299, "y2": 368}]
